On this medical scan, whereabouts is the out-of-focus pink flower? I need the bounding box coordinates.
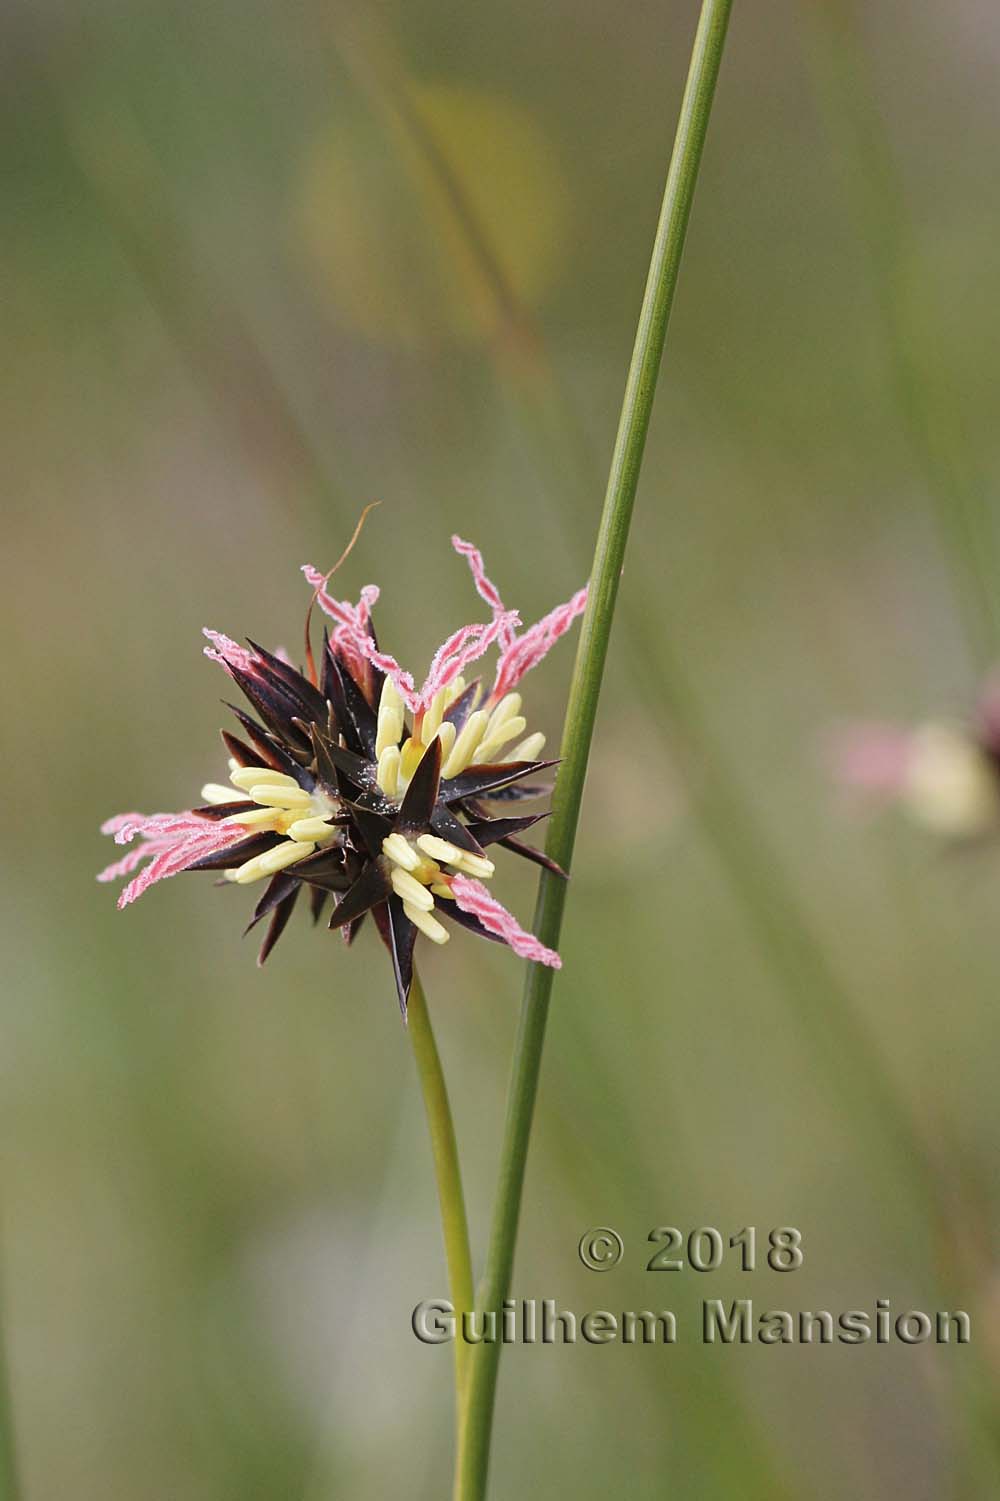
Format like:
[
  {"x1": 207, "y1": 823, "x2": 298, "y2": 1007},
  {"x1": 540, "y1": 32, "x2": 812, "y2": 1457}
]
[
  {"x1": 830, "y1": 708, "x2": 1000, "y2": 839},
  {"x1": 829, "y1": 724, "x2": 916, "y2": 800}
]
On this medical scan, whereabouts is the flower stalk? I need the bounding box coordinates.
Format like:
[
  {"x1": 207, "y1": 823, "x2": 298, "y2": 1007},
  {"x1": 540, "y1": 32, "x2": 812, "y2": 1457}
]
[
  {"x1": 456, "y1": 1, "x2": 734, "y2": 1494},
  {"x1": 406, "y1": 968, "x2": 474, "y2": 1418}
]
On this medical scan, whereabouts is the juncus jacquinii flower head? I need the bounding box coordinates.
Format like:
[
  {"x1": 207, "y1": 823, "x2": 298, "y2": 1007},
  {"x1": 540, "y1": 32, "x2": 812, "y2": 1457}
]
[{"x1": 99, "y1": 536, "x2": 587, "y2": 1015}]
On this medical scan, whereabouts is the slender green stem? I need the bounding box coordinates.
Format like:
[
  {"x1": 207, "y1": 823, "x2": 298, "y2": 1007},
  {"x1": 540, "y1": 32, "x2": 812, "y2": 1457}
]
[
  {"x1": 0, "y1": 1283, "x2": 20, "y2": 1501},
  {"x1": 0, "y1": 1399, "x2": 17, "y2": 1501},
  {"x1": 406, "y1": 968, "x2": 475, "y2": 1442},
  {"x1": 456, "y1": 5, "x2": 734, "y2": 1495}
]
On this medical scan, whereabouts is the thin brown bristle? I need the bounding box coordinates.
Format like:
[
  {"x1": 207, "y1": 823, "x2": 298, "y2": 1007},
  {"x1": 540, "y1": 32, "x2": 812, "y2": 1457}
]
[{"x1": 304, "y1": 501, "x2": 382, "y2": 686}]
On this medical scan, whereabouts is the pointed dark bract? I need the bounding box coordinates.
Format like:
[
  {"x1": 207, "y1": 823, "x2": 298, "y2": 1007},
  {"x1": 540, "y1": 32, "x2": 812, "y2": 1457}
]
[
  {"x1": 225, "y1": 703, "x2": 305, "y2": 778},
  {"x1": 292, "y1": 847, "x2": 357, "y2": 893},
  {"x1": 325, "y1": 649, "x2": 379, "y2": 758},
  {"x1": 306, "y1": 723, "x2": 347, "y2": 794},
  {"x1": 429, "y1": 803, "x2": 487, "y2": 856},
  {"x1": 185, "y1": 830, "x2": 281, "y2": 872},
  {"x1": 439, "y1": 759, "x2": 559, "y2": 804},
  {"x1": 328, "y1": 859, "x2": 392, "y2": 930},
  {"x1": 341, "y1": 911, "x2": 366, "y2": 946},
  {"x1": 497, "y1": 836, "x2": 566, "y2": 878},
  {"x1": 320, "y1": 634, "x2": 351, "y2": 738},
  {"x1": 308, "y1": 885, "x2": 328, "y2": 925},
  {"x1": 306, "y1": 734, "x2": 376, "y2": 792},
  {"x1": 346, "y1": 803, "x2": 394, "y2": 860},
  {"x1": 245, "y1": 872, "x2": 300, "y2": 931},
  {"x1": 442, "y1": 677, "x2": 482, "y2": 734},
  {"x1": 480, "y1": 780, "x2": 554, "y2": 803},
  {"x1": 192, "y1": 799, "x2": 263, "y2": 821},
  {"x1": 245, "y1": 640, "x2": 329, "y2": 724},
  {"x1": 373, "y1": 896, "x2": 417, "y2": 1018},
  {"x1": 222, "y1": 728, "x2": 267, "y2": 770},
  {"x1": 397, "y1": 735, "x2": 442, "y2": 831},
  {"x1": 258, "y1": 888, "x2": 299, "y2": 965},
  {"x1": 225, "y1": 664, "x2": 313, "y2": 757},
  {"x1": 463, "y1": 811, "x2": 550, "y2": 847}
]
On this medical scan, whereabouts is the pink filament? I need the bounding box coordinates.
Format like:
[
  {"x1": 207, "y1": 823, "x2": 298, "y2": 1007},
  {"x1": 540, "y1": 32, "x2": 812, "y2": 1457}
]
[{"x1": 450, "y1": 876, "x2": 562, "y2": 968}]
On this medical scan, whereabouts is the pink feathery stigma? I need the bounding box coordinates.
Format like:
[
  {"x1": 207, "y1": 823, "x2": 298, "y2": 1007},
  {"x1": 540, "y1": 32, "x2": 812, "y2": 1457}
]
[
  {"x1": 305, "y1": 557, "x2": 418, "y2": 709},
  {"x1": 827, "y1": 724, "x2": 915, "y2": 798},
  {"x1": 355, "y1": 583, "x2": 379, "y2": 631},
  {"x1": 98, "y1": 811, "x2": 247, "y2": 909},
  {"x1": 420, "y1": 610, "x2": 521, "y2": 704},
  {"x1": 491, "y1": 585, "x2": 589, "y2": 702},
  {"x1": 302, "y1": 566, "x2": 382, "y2": 684},
  {"x1": 96, "y1": 813, "x2": 162, "y2": 884},
  {"x1": 354, "y1": 640, "x2": 421, "y2": 712},
  {"x1": 451, "y1": 535, "x2": 515, "y2": 646},
  {"x1": 100, "y1": 811, "x2": 143, "y2": 837},
  {"x1": 302, "y1": 568, "x2": 380, "y2": 633},
  {"x1": 203, "y1": 630, "x2": 258, "y2": 674},
  {"x1": 344, "y1": 609, "x2": 521, "y2": 714},
  {"x1": 337, "y1": 584, "x2": 383, "y2": 684},
  {"x1": 450, "y1": 876, "x2": 562, "y2": 969}
]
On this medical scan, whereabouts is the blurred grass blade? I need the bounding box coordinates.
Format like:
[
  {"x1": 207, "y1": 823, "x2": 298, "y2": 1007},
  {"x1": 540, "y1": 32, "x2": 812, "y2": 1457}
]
[
  {"x1": 805, "y1": 2, "x2": 1000, "y2": 667},
  {"x1": 66, "y1": 103, "x2": 352, "y2": 527},
  {"x1": 457, "y1": 3, "x2": 734, "y2": 1496},
  {"x1": 622, "y1": 614, "x2": 1000, "y2": 1488},
  {"x1": 328, "y1": 9, "x2": 597, "y2": 498}
]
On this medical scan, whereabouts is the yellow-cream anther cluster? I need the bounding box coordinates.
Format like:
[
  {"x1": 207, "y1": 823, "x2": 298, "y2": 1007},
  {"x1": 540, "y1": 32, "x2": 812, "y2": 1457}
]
[
  {"x1": 374, "y1": 677, "x2": 546, "y2": 800},
  {"x1": 380, "y1": 830, "x2": 497, "y2": 946},
  {"x1": 200, "y1": 763, "x2": 340, "y2": 885}
]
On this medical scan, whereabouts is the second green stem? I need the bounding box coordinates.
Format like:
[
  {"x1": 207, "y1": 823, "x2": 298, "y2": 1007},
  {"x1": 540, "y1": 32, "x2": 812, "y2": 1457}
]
[{"x1": 456, "y1": 2, "x2": 734, "y2": 1496}]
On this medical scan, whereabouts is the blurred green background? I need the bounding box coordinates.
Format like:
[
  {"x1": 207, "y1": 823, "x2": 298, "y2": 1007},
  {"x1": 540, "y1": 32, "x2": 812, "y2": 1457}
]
[{"x1": 4, "y1": 1, "x2": 1000, "y2": 1496}]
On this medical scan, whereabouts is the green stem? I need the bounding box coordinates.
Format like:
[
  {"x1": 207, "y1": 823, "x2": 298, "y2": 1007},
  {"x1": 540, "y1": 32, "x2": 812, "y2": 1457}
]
[
  {"x1": 406, "y1": 969, "x2": 475, "y2": 1447},
  {"x1": 456, "y1": 4, "x2": 734, "y2": 1495},
  {"x1": 0, "y1": 1288, "x2": 19, "y2": 1501}
]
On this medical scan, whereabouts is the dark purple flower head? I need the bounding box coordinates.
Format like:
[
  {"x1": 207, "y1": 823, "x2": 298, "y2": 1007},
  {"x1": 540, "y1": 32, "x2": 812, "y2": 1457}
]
[{"x1": 100, "y1": 537, "x2": 587, "y2": 1016}]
